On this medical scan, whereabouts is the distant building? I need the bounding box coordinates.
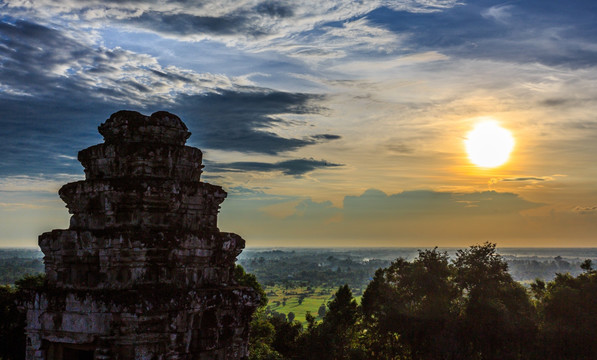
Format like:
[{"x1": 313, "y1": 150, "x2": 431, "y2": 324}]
[{"x1": 24, "y1": 111, "x2": 258, "y2": 359}]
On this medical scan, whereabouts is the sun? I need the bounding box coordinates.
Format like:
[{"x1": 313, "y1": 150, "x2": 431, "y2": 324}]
[{"x1": 465, "y1": 120, "x2": 515, "y2": 168}]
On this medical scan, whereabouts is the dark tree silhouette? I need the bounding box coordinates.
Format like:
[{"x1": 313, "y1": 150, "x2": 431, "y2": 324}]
[
  {"x1": 535, "y1": 263, "x2": 597, "y2": 360},
  {"x1": 0, "y1": 274, "x2": 46, "y2": 360},
  {"x1": 361, "y1": 248, "x2": 458, "y2": 359}
]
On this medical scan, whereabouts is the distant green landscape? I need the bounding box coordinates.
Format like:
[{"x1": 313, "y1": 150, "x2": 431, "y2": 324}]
[
  {"x1": 0, "y1": 249, "x2": 44, "y2": 285},
  {"x1": 263, "y1": 284, "x2": 364, "y2": 324}
]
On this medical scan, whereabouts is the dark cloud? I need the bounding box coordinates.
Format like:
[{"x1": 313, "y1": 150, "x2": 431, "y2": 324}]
[
  {"x1": 387, "y1": 143, "x2": 415, "y2": 154},
  {"x1": 120, "y1": 1, "x2": 294, "y2": 38},
  {"x1": 174, "y1": 91, "x2": 335, "y2": 154},
  {"x1": 128, "y1": 12, "x2": 262, "y2": 37},
  {"x1": 255, "y1": 2, "x2": 295, "y2": 18},
  {"x1": 206, "y1": 158, "x2": 342, "y2": 176},
  {"x1": 148, "y1": 69, "x2": 191, "y2": 83},
  {"x1": 541, "y1": 98, "x2": 574, "y2": 107},
  {"x1": 553, "y1": 121, "x2": 597, "y2": 130},
  {"x1": 0, "y1": 20, "x2": 90, "y2": 93},
  {"x1": 310, "y1": 134, "x2": 342, "y2": 141},
  {"x1": 0, "y1": 94, "x2": 122, "y2": 176},
  {"x1": 489, "y1": 176, "x2": 554, "y2": 185}
]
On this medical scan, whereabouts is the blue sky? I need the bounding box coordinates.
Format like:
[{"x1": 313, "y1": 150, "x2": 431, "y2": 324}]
[{"x1": 1, "y1": 0, "x2": 597, "y2": 247}]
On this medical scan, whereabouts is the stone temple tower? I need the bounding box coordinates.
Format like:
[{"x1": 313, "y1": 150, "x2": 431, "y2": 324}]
[{"x1": 25, "y1": 111, "x2": 259, "y2": 359}]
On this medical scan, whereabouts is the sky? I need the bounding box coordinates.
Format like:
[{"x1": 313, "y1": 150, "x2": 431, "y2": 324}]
[{"x1": 1, "y1": 0, "x2": 597, "y2": 248}]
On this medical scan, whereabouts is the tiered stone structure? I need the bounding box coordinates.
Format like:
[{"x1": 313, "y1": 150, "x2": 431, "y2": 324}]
[{"x1": 25, "y1": 111, "x2": 258, "y2": 360}]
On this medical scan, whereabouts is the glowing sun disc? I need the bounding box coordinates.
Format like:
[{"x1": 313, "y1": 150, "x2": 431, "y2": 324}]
[{"x1": 465, "y1": 121, "x2": 515, "y2": 168}]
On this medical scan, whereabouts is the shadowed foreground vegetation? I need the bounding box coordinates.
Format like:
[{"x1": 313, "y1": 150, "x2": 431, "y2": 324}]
[
  {"x1": 2, "y1": 243, "x2": 597, "y2": 359},
  {"x1": 245, "y1": 243, "x2": 597, "y2": 360},
  {"x1": 0, "y1": 274, "x2": 46, "y2": 360}
]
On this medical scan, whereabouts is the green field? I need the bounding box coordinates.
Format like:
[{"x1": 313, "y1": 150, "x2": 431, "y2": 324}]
[{"x1": 264, "y1": 285, "x2": 362, "y2": 324}]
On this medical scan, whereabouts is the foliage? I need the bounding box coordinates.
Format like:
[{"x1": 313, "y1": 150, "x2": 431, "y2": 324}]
[
  {"x1": 534, "y1": 267, "x2": 597, "y2": 359},
  {"x1": 0, "y1": 274, "x2": 45, "y2": 360},
  {"x1": 234, "y1": 264, "x2": 268, "y2": 307},
  {"x1": 361, "y1": 248, "x2": 459, "y2": 359},
  {"x1": 295, "y1": 284, "x2": 364, "y2": 360},
  {"x1": 269, "y1": 315, "x2": 302, "y2": 358},
  {"x1": 317, "y1": 303, "x2": 326, "y2": 318},
  {"x1": 0, "y1": 285, "x2": 25, "y2": 360},
  {"x1": 249, "y1": 309, "x2": 284, "y2": 360},
  {"x1": 14, "y1": 273, "x2": 47, "y2": 290},
  {"x1": 454, "y1": 243, "x2": 537, "y2": 360}
]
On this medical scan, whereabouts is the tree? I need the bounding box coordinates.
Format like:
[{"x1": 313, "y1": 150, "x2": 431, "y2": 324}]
[
  {"x1": 530, "y1": 278, "x2": 546, "y2": 300},
  {"x1": 249, "y1": 309, "x2": 284, "y2": 360},
  {"x1": 454, "y1": 243, "x2": 537, "y2": 360},
  {"x1": 0, "y1": 273, "x2": 45, "y2": 360},
  {"x1": 360, "y1": 267, "x2": 402, "y2": 359},
  {"x1": 580, "y1": 259, "x2": 593, "y2": 272},
  {"x1": 324, "y1": 285, "x2": 358, "y2": 332},
  {"x1": 269, "y1": 315, "x2": 302, "y2": 358},
  {"x1": 535, "y1": 266, "x2": 597, "y2": 359},
  {"x1": 0, "y1": 285, "x2": 25, "y2": 360},
  {"x1": 234, "y1": 265, "x2": 283, "y2": 360},
  {"x1": 305, "y1": 312, "x2": 316, "y2": 331},
  {"x1": 234, "y1": 265, "x2": 268, "y2": 307},
  {"x1": 297, "y1": 285, "x2": 363, "y2": 360},
  {"x1": 317, "y1": 303, "x2": 326, "y2": 318},
  {"x1": 361, "y1": 244, "x2": 538, "y2": 360},
  {"x1": 361, "y1": 248, "x2": 458, "y2": 359}
]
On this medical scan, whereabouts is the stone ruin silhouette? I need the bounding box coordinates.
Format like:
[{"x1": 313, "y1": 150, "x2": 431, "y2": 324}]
[{"x1": 24, "y1": 111, "x2": 259, "y2": 359}]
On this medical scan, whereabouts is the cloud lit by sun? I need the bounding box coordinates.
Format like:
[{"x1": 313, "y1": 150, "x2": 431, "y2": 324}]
[{"x1": 465, "y1": 120, "x2": 515, "y2": 168}]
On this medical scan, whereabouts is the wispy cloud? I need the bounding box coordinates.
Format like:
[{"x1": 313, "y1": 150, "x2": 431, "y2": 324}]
[
  {"x1": 267, "y1": 17, "x2": 404, "y2": 62},
  {"x1": 0, "y1": 174, "x2": 83, "y2": 193},
  {"x1": 481, "y1": 4, "x2": 514, "y2": 24},
  {"x1": 0, "y1": 202, "x2": 48, "y2": 210}
]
